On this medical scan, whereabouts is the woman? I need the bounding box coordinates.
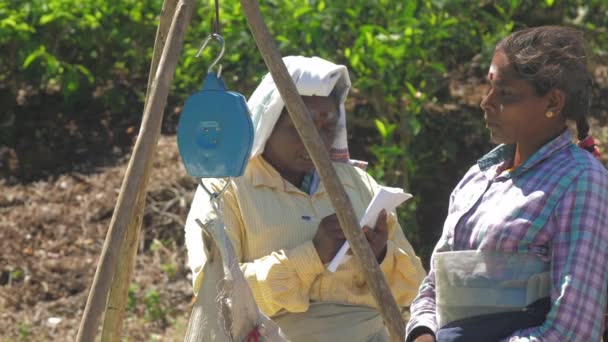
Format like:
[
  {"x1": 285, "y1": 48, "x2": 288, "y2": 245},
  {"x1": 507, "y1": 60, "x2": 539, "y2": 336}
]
[
  {"x1": 185, "y1": 56, "x2": 426, "y2": 341},
  {"x1": 406, "y1": 26, "x2": 608, "y2": 342}
]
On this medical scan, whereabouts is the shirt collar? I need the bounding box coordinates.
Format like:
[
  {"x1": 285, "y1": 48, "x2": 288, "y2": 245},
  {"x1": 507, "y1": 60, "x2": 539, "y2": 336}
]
[
  {"x1": 477, "y1": 129, "x2": 573, "y2": 175},
  {"x1": 246, "y1": 156, "x2": 286, "y2": 189},
  {"x1": 246, "y1": 155, "x2": 355, "y2": 193}
]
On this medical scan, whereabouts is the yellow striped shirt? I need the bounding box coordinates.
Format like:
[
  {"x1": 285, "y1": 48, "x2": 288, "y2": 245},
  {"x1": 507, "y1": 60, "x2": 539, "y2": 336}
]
[{"x1": 185, "y1": 156, "x2": 426, "y2": 317}]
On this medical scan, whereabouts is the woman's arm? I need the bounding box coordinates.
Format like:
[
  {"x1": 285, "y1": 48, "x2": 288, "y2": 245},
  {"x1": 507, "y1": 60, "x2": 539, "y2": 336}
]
[
  {"x1": 507, "y1": 168, "x2": 608, "y2": 341},
  {"x1": 405, "y1": 235, "x2": 450, "y2": 341},
  {"x1": 404, "y1": 165, "x2": 477, "y2": 341}
]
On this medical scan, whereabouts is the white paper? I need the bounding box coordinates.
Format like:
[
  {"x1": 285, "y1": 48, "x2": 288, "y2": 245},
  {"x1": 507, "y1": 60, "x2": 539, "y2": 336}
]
[{"x1": 327, "y1": 186, "x2": 412, "y2": 272}]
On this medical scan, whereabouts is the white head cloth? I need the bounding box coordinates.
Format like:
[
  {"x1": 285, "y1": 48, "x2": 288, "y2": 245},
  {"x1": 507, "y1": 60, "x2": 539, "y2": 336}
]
[{"x1": 247, "y1": 56, "x2": 352, "y2": 162}]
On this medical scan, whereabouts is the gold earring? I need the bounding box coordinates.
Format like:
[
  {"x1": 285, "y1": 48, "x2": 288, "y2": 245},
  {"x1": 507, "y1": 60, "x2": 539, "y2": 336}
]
[{"x1": 546, "y1": 111, "x2": 554, "y2": 118}]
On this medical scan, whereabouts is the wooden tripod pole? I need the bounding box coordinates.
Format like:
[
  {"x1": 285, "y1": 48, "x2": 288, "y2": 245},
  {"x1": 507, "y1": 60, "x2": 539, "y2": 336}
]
[
  {"x1": 76, "y1": 1, "x2": 195, "y2": 341},
  {"x1": 100, "y1": 0, "x2": 180, "y2": 341},
  {"x1": 240, "y1": 1, "x2": 405, "y2": 341}
]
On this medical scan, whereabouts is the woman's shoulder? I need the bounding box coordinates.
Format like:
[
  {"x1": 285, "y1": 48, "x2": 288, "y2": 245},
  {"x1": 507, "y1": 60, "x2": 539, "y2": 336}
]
[
  {"x1": 539, "y1": 145, "x2": 608, "y2": 204},
  {"x1": 556, "y1": 144, "x2": 608, "y2": 179},
  {"x1": 450, "y1": 163, "x2": 484, "y2": 194}
]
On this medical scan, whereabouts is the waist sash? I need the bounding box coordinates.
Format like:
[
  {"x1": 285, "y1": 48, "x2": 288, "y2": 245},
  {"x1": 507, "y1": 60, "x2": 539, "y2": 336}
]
[{"x1": 434, "y1": 250, "x2": 550, "y2": 328}]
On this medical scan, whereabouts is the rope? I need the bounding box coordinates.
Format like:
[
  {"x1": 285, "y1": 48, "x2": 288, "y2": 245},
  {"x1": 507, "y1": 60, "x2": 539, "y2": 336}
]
[{"x1": 213, "y1": 0, "x2": 221, "y2": 34}]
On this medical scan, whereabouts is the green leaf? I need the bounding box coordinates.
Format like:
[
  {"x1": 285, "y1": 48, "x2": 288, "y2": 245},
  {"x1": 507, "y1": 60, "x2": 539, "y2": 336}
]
[
  {"x1": 375, "y1": 119, "x2": 387, "y2": 138},
  {"x1": 76, "y1": 64, "x2": 94, "y2": 83},
  {"x1": 350, "y1": 53, "x2": 360, "y2": 68},
  {"x1": 23, "y1": 46, "x2": 46, "y2": 68},
  {"x1": 82, "y1": 13, "x2": 100, "y2": 29},
  {"x1": 39, "y1": 13, "x2": 57, "y2": 25},
  {"x1": 1, "y1": 16, "x2": 35, "y2": 33},
  {"x1": 293, "y1": 6, "x2": 311, "y2": 19},
  {"x1": 409, "y1": 117, "x2": 422, "y2": 136},
  {"x1": 405, "y1": 82, "x2": 417, "y2": 97},
  {"x1": 428, "y1": 62, "x2": 446, "y2": 73},
  {"x1": 45, "y1": 54, "x2": 60, "y2": 74},
  {"x1": 63, "y1": 68, "x2": 79, "y2": 95},
  {"x1": 386, "y1": 123, "x2": 397, "y2": 137},
  {"x1": 402, "y1": 1, "x2": 417, "y2": 18},
  {"x1": 317, "y1": 0, "x2": 325, "y2": 12}
]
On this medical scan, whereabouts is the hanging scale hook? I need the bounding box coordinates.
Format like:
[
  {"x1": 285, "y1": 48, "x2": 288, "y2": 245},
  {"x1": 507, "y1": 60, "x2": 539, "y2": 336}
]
[{"x1": 196, "y1": 33, "x2": 225, "y2": 78}]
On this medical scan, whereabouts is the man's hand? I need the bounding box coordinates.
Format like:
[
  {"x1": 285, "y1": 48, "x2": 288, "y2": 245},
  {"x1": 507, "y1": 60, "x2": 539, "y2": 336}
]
[
  {"x1": 313, "y1": 214, "x2": 345, "y2": 264},
  {"x1": 362, "y1": 209, "x2": 389, "y2": 262}
]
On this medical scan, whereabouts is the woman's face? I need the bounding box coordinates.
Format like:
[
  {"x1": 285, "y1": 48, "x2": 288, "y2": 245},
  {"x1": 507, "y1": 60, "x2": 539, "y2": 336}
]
[
  {"x1": 262, "y1": 95, "x2": 339, "y2": 185},
  {"x1": 480, "y1": 51, "x2": 552, "y2": 145}
]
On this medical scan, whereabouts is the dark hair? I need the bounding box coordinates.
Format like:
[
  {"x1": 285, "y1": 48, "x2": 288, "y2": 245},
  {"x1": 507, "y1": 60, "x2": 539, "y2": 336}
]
[{"x1": 496, "y1": 26, "x2": 597, "y2": 153}]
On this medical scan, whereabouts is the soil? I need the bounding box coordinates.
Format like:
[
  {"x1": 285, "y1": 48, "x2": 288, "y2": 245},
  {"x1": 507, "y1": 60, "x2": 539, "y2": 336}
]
[{"x1": 0, "y1": 136, "x2": 196, "y2": 341}]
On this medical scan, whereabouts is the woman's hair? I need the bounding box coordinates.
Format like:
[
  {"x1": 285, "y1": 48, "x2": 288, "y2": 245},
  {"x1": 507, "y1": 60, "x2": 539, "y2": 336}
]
[{"x1": 496, "y1": 26, "x2": 597, "y2": 154}]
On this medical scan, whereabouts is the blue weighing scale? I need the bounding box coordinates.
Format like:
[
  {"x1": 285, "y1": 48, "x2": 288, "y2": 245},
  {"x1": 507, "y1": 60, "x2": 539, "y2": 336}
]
[{"x1": 177, "y1": 34, "x2": 253, "y2": 195}]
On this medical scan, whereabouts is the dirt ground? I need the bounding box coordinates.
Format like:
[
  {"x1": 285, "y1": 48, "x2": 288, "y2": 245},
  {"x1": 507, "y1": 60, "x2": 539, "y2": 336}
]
[{"x1": 0, "y1": 136, "x2": 196, "y2": 341}]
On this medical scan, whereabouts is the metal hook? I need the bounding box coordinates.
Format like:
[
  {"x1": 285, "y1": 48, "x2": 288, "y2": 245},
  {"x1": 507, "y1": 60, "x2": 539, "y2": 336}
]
[
  {"x1": 196, "y1": 33, "x2": 225, "y2": 78},
  {"x1": 198, "y1": 178, "x2": 231, "y2": 201}
]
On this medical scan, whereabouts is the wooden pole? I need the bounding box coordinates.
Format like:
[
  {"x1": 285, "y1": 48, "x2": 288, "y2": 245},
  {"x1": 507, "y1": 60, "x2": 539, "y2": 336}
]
[
  {"x1": 76, "y1": 1, "x2": 195, "y2": 341},
  {"x1": 239, "y1": 1, "x2": 405, "y2": 341},
  {"x1": 100, "y1": 1, "x2": 180, "y2": 341}
]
